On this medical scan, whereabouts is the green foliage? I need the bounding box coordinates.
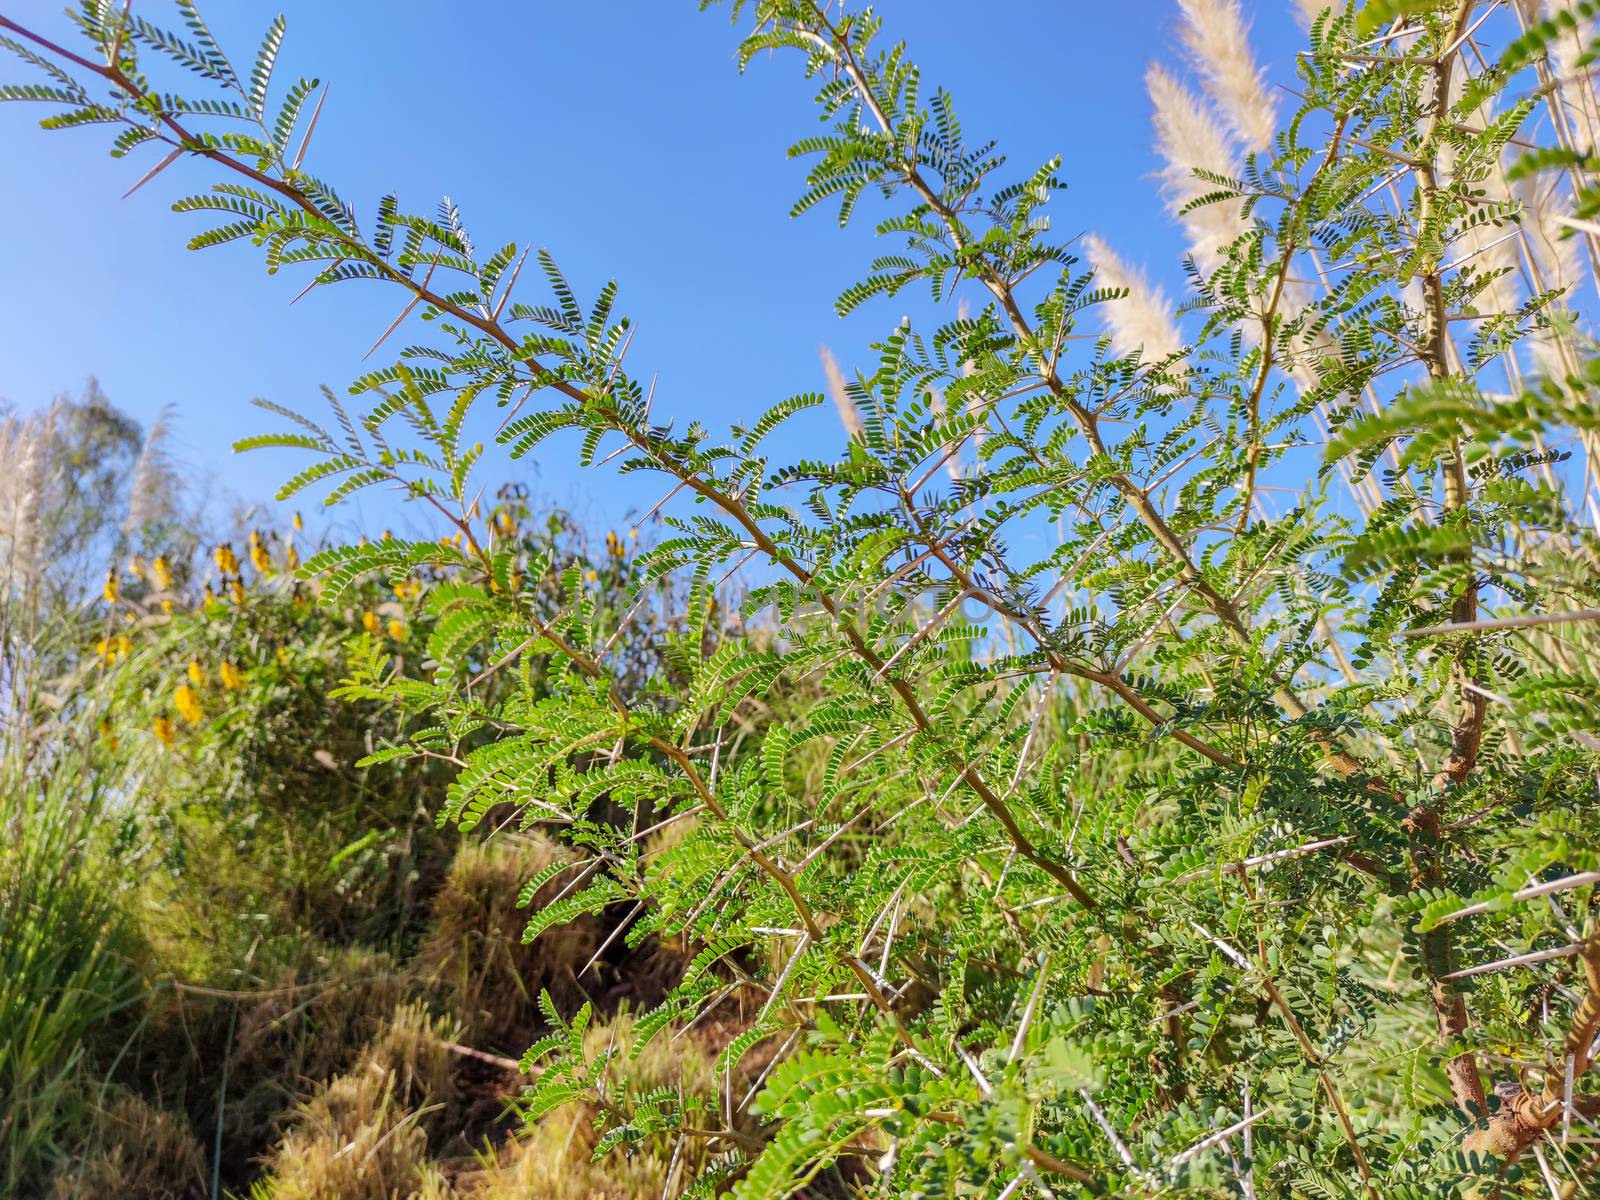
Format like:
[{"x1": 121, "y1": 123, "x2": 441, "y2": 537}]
[
  {"x1": 8, "y1": 2, "x2": 1600, "y2": 1198},
  {"x1": 0, "y1": 750, "x2": 143, "y2": 1195}
]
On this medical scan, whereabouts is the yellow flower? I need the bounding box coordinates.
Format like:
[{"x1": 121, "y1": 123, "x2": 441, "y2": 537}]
[
  {"x1": 284, "y1": 544, "x2": 299, "y2": 570},
  {"x1": 153, "y1": 716, "x2": 175, "y2": 746},
  {"x1": 102, "y1": 570, "x2": 118, "y2": 604},
  {"x1": 249, "y1": 531, "x2": 272, "y2": 574},
  {"x1": 220, "y1": 660, "x2": 245, "y2": 689},
  {"x1": 274, "y1": 646, "x2": 290, "y2": 667},
  {"x1": 386, "y1": 619, "x2": 406, "y2": 641},
  {"x1": 160, "y1": 599, "x2": 174, "y2": 615},
  {"x1": 202, "y1": 584, "x2": 216, "y2": 607},
  {"x1": 127, "y1": 554, "x2": 145, "y2": 579},
  {"x1": 495, "y1": 511, "x2": 516, "y2": 535},
  {"x1": 152, "y1": 556, "x2": 173, "y2": 591},
  {"x1": 229, "y1": 578, "x2": 246, "y2": 605},
  {"x1": 362, "y1": 610, "x2": 381, "y2": 634},
  {"x1": 98, "y1": 720, "x2": 118, "y2": 752},
  {"x1": 187, "y1": 659, "x2": 205, "y2": 686},
  {"x1": 95, "y1": 634, "x2": 134, "y2": 663},
  {"x1": 584, "y1": 569, "x2": 598, "y2": 583},
  {"x1": 214, "y1": 544, "x2": 239, "y2": 575},
  {"x1": 292, "y1": 511, "x2": 304, "y2": 531},
  {"x1": 509, "y1": 572, "x2": 522, "y2": 592},
  {"x1": 174, "y1": 684, "x2": 202, "y2": 724}
]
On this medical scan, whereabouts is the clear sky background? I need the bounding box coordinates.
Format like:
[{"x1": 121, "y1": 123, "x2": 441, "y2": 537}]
[{"x1": 0, "y1": 1, "x2": 1313, "y2": 534}]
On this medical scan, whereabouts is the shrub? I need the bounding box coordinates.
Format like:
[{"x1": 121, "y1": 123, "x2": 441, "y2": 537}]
[{"x1": 8, "y1": 2, "x2": 1600, "y2": 1197}]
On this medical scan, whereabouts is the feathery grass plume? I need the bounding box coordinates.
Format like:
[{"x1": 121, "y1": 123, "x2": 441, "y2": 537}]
[
  {"x1": 1292, "y1": 0, "x2": 1333, "y2": 28},
  {"x1": 1518, "y1": 173, "x2": 1585, "y2": 308},
  {"x1": 955, "y1": 296, "x2": 986, "y2": 461},
  {"x1": 1542, "y1": 0, "x2": 1600, "y2": 152},
  {"x1": 1272, "y1": 274, "x2": 1389, "y2": 516},
  {"x1": 2, "y1": 406, "x2": 56, "y2": 600},
  {"x1": 1278, "y1": 280, "x2": 1338, "y2": 388},
  {"x1": 1082, "y1": 234, "x2": 1184, "y2": 361},
  {"x1": 1177, "y1": 0, "x2": 1277, "y2": 154},
  {"x1": 819, "y1": 344, "x2": 862, "y2": 439},
  {"x1": 926, "y1": 386, "x2": 964, "y2": 482},
  {"x1": 1443, "y1": 83, "x2": 1526, "y2": 324},
  {"x1": 0, "y1": 416, "x2": 25, "y2": 586},
  {"x1": 1455, "y1": 195, "x2": 1524, "y2": 325},
  {"x1": 1516, "y1": 172, "x2": 1587, "y2": 378},
  {"x1": 122, "y1": 403, "x2": 175, "y2": 538},
  {"x1": 1147, "y1": 63, "x2": 1248, "y2": 273}
]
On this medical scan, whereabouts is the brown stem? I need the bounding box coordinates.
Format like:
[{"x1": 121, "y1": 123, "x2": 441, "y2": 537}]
[
  {"x1": 1466, "y1": 937, "x2": 1600, "y2": 1162},
  {"x1": 1401, "y1": 0, "x2": 1489, "y2": 1122}
]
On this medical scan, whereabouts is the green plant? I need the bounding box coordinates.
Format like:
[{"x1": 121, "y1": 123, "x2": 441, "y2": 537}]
[
  {"x1": 6, "y1": 2, "x2": 1600, "y2": 1197},
  {"x1": 0, "y1": 749, "x2": 143, "y2": 1195}
]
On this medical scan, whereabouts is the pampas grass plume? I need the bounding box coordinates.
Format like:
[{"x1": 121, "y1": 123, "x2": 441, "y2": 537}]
[
  {"x1": 1147, "y1": 63, "x2": 1248, "y2": 272},
  {"x1": 819, "y1": 344, "x2": 863, "y2": 439},
  {"x1": 1083, "y1": 234, "x2": 1184, "y2": 361},
  {"x1": 1177, "y1": 0, "x2": 1277, "y2": 154}
]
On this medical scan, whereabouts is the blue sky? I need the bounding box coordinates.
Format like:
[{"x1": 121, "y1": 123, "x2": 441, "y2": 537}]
[{"x1": 0, "y1": 1, "x2": 1311, "y2": 533}]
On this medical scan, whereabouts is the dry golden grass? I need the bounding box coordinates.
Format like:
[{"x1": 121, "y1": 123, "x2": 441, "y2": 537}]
[
  {"x1": 48, "y1": 1093, "x2": 205, "y2": 1200},
  {"x1": 251, "y1": 1069, "x2": 433, "y2": 1200},
  {"x1": 234, "y1": 945, "x2": 408, "y2": 1085},
  {"x1": 454, "y1": 1012, "x2": 746, "y2": 1200},
  {"x1": 357, "y1": 1000, "x2": 460, "y2": 1117},
  {"x1": 217, "y1": 946, "x2": 410, "y2": 1153},
  {"x1": 416, "y1": 835, "x2": 603, "y2": 1050},
  {"x1": 251, "y1": 1002, "x2": 461, "y2": 1200}
]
